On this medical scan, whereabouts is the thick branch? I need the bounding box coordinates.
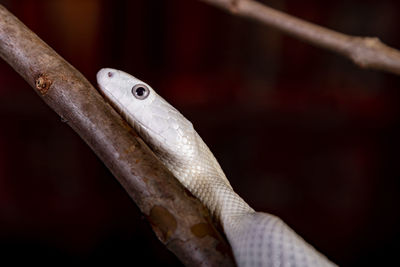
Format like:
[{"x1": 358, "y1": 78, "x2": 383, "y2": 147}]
[
  {"x1": 0, "y1": 5, "x2": 235, "y2": 267},
  {"x1": 199, "y1": 0, "x2": 400, "y2": 75}
]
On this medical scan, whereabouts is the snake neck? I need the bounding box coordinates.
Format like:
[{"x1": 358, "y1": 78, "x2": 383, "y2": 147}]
[
  {"x1": 153, "y1": 131, "x2": 255, "y2": 225},
  {"x1": 195, "y1": 177, "x2": 255, "y2": 226},
  {"x1": 143, "y1": 122, "x2": 255, "y2": 226}
]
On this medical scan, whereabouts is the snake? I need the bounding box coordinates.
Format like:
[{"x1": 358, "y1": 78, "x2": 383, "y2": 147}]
[{"x1": 96, "y1": 68, "x2": 337, "y2": 267}]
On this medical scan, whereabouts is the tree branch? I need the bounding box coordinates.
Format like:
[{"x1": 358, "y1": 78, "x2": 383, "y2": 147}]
[
  {"x1": 199, "y1": 0, "x2": 400, "y2": 75},
  {"x1": 0, "y1": 5, "x2": 235, "y2": 267}
]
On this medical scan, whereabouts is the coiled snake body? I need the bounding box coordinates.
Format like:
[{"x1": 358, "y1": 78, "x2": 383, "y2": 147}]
[{"x1": 97, "y1": 68, "x2": 336, "y2": 267}]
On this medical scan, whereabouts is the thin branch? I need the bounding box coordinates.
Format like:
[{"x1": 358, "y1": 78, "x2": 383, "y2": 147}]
[
  {"x1": 199, "y1": 0, "x2": 400, "y2": 75},
  {"x1": 0, "y1": 5, "x2": 235, "y2": 267}
]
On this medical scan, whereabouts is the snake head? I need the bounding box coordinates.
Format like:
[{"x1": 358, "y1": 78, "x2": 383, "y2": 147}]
[{"x1": 97, "y1": 68, "x2": 196, "y2": 160}]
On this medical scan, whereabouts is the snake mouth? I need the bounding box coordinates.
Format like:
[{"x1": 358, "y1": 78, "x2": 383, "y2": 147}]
[
  {"x1": 96, "y1": 82, "x2": 136, "y2": 129},
  {"x1": 97, "y1": 83, "x2": 166, "y2": 146},
  {"x1": 97, "y1": 83, "x2": 124, "y2": 115}
]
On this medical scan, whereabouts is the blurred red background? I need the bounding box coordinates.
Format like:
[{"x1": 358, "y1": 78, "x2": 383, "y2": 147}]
[{"x1": 1, "y1": 0, "x2": 400, "y2": 265}]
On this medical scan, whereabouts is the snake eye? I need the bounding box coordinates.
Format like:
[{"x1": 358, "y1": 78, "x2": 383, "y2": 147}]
[{"x1": 132, "y1": 84, "x2": 150, "y2": 100}]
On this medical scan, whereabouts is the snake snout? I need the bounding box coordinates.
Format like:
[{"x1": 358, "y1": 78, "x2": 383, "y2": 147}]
[{"x1": 96, "y1": 68, "x2": 116, "y2": 86}]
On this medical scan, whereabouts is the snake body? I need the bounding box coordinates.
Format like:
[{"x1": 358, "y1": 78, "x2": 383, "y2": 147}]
[{"x1": 96, "y1": 68, "x2": 336, "y2": 267}]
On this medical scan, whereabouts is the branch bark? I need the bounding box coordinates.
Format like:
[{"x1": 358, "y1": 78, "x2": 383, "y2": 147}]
[
  {"x1": 199, "y1": 0, "x2": 400, "y2": 75},
  {"x1": 0, "y1": 5, "x2": 235, "y2": 267}
]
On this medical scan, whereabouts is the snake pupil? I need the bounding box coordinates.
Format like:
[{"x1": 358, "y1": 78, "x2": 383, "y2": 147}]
[
  {"x1": 132, "y1": 84, "x2": 150, "y2": 100},
  {"x1": 136, "y1": 87, "x2": 145, "y2": 96}
]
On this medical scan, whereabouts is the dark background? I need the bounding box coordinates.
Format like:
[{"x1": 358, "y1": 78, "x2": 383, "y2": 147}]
[{"x1": 0, "y1": 0, "x2": 399, "y2": 265}]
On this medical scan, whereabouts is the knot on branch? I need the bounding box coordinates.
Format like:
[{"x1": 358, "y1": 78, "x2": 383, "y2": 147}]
[
  {"x1": 35, "y1": 73, "x2": 52, "y2": 95},
  {"x1": 349, "y1": 36, "x2": 400, "y2": 74},
  {"x1": 364, "y1": 37, "x2": 381, "y2": 48}
]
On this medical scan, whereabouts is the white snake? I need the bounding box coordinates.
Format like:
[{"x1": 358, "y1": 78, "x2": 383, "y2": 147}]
[{"x1": 96, "y1": 68, "x2": 337, "y2": 267}]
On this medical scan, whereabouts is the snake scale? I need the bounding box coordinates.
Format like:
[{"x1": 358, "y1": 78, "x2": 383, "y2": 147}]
[{"x1": 96, "y1": 68, "x2": 337, "y2": 267}]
